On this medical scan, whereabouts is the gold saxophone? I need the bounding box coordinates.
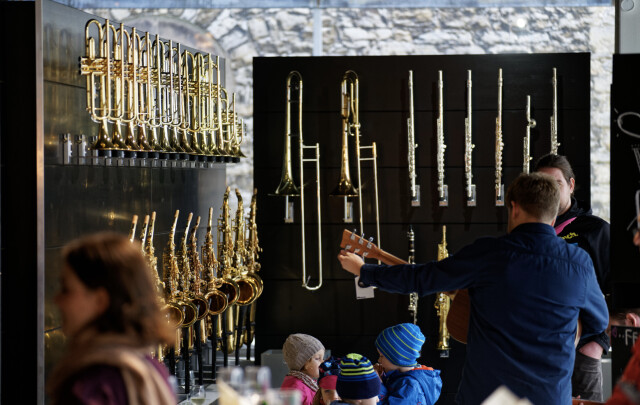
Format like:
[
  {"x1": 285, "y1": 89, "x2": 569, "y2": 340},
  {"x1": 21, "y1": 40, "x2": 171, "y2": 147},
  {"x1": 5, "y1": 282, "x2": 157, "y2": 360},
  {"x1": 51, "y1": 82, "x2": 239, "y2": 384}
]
[
  {"x1": 177, "y1": 213, "x2": 199, "y2": 351},
  {"x1": 188, "y1": 216, "x2": 210, "y2": 344},
  {"x1": 434, "y1": 226, "x2": 451, "y2": 357},
  {"x1": 217, "y1": 187, "x2": 239, "y2": 354},
  {"x1": 233, "y1": 189, "x2": 260, "y2": 306},
  {"x1": 202, "y1": 207, "x2": 228, "y2": 344},
  {"x1": 244, "y1": 188, "x2": 264, "y2": 345},
  {"x1": 162, "y1": 210, "x2": 195, "y2": 356},
  {"x1": 144, "y1": 212, "x2": 170, "y2": 362}
]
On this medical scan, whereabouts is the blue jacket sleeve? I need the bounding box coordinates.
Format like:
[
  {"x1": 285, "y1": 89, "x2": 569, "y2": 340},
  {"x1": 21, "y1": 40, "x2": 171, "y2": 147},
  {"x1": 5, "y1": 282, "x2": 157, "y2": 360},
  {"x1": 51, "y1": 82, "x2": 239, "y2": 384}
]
[
  {"x1": 578, "y1": 259, "x2": 609, "y2": 340},
  {"x1": 359, "y1": 240, "x2": 490, "y2": 295},
  {"x1": 379, "y1": 378, "x2": 424, "y2": 405}
]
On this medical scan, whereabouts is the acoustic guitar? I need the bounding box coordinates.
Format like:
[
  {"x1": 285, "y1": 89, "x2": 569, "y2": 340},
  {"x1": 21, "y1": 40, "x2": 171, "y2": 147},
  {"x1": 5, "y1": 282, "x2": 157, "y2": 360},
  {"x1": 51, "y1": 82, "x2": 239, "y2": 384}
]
[
  {"x1": 339, "y1": 229, "x2": 582, "y2": 346},
  {"x1": 339, "y1": 229, "x2": 470, "y2": 343}
]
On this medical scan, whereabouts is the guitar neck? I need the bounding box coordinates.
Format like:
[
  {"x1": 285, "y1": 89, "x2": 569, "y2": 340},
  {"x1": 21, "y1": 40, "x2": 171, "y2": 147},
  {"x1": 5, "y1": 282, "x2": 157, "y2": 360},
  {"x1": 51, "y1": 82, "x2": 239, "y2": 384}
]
[{"x1": 372, "y1": 250, "x2": 407, "y2": 266}]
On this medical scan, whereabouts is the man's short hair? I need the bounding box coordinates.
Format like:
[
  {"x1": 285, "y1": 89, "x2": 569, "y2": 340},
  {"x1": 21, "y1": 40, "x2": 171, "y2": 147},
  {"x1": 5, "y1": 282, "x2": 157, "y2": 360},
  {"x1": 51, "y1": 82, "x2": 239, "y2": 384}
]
[{"x1": 506, "y1": 173, "x2": 560, "y2": 222}]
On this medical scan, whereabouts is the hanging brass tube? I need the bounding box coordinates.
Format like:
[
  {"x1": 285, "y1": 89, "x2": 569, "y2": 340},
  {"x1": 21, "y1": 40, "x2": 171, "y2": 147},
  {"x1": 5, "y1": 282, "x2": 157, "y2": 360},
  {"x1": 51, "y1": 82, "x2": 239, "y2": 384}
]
[{"x1": 272, "y1": 71, "x2": 324, "y2": 290}]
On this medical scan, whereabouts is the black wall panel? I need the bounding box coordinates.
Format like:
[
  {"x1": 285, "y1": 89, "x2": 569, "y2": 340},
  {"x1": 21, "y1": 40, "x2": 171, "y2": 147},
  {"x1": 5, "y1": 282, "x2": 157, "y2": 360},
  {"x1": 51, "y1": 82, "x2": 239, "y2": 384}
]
[
  {"x1": 610, "y1": 54, "x2": 640, "y2": 308},
  {"x1": 253, "y1": 54, "x2": 590, "y2": 403}
]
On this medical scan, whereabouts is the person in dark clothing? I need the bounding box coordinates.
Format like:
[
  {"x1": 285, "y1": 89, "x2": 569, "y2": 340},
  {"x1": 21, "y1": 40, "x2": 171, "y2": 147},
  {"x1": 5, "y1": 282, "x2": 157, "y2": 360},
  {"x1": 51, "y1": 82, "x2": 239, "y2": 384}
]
[
  {"x1": 338, "y1": 173, "x2": 609, "y2": 405},
  {"x1": 535, "y1": 154, "x2": 611, "y2": 402}
]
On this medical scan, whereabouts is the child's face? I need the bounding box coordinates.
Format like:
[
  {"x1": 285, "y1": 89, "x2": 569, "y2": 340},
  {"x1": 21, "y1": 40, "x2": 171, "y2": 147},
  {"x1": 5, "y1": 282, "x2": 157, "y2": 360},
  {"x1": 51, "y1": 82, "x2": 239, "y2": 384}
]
[
  {"x1": 376, "y1": 349, "x2": 398, "y2": 372},
  {"x1": 303, "y1": 349, "x2": 325, "y2": 379},
  {"x1": 320, "y1": 388, "x2": 340, "y2": 404}
]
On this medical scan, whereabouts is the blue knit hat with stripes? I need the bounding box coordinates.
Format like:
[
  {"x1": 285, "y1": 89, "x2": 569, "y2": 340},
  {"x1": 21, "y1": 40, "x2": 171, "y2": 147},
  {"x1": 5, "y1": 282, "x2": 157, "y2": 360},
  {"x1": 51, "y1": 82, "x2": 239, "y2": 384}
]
[
  {"x1": 375, "y1": 323, "x2": 425, "y2": 367},
  {"x1": 336, "y1": 353, "x2": 381, "y2": 400}
]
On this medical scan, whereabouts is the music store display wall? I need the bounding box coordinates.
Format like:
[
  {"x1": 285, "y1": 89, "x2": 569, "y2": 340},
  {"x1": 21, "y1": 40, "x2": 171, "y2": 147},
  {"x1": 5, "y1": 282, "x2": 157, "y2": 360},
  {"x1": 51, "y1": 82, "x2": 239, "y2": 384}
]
[{"x1": 253, "y1": 53, "x2": 590, "y2": 404}]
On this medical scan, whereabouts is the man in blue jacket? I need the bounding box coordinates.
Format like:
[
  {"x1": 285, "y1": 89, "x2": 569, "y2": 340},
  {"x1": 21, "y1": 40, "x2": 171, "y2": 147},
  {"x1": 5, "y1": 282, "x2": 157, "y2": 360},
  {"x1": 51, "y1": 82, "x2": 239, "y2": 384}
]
[{"x1": 337, "y1": 173, "x2": 609, "y2": 405}]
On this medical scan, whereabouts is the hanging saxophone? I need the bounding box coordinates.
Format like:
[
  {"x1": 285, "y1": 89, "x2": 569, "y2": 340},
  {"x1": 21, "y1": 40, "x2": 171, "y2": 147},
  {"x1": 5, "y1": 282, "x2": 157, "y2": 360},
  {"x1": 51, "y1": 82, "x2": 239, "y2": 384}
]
[
  {"x1": 233, "y1": 189, "x2": 260, "y2": 306},
  {"x1": 464, "y1": 70, "x2": 476, "y2": 207},
  {"x1": 495, "y1": 69, "x2": 505, "y2": 206},
  {"x1": 217, "y1": 187, "x2": 239, "y2": 354},
  {"x1": 434, "y1": 226, "x2": 450, "y2": 357},
  {"x1": 188, "y1": 216, "x2": 211, "y2": 344},
  {"x1": 407, "y1": 70, "x2": 420, "y2": 206},
  {"x1": 177, "y1": 213, "x2": 199, "y2": 351},
  {"x1": 550, "y1": 67, "x2": 560, "y2": 155},
  {"x1": 523, "y1": 95, "x2": 536, "y2": 174},
  {"x1": 244, "y1": 188, "x2": 264, "y2": 346},
  {"x1": 436, "y1": 71, "x2": 448, "y2": 207},
  {"x1": 407, "y1": 226, "x2": 418, "y2": 325},
  {"x1": 144, "y1": 212, "x2": 165, "y2": 296}
]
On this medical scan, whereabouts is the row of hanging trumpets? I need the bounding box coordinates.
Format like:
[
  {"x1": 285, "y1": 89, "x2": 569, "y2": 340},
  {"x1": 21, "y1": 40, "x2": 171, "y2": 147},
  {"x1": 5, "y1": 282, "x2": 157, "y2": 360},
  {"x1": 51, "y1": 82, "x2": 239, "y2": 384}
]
[
  {"x1": 125, "y1": 187, "x2": 263, "y2": 361},
  {"x1": 407, "y1": 67, "x2": 560, "y2": 208},
  {"x1": 272, "y1": 70, "x2": 381, "y2": 291},
  {"x1": 80, "y1": 19, "x2": 246, "y2": 161}
]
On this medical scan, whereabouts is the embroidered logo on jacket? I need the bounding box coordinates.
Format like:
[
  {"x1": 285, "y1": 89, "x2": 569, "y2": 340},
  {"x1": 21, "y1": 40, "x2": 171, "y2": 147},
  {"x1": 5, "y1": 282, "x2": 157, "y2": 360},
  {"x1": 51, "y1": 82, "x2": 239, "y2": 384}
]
[{"x1": 561, "y1": 232, "x2": 578, "y2": 240}]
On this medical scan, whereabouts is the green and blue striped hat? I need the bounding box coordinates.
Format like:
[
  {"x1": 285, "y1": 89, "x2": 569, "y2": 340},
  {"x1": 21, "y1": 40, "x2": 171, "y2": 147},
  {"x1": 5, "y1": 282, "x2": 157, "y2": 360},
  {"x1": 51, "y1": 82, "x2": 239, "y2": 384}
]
[
  {"x1": 375, "y1": 323, "x2": 425, "y2": 367},
  {"x1": 336, "y1": 353, "x2": 381, "y2": 400}
]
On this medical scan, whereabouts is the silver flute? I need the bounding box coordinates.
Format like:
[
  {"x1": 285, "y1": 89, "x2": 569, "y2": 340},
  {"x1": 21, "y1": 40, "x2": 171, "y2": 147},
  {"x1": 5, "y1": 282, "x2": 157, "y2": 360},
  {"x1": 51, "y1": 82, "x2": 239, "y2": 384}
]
[
  {"x1": 407, "y1": 70, "x2": 420, "y2": 206},
  {"x1": 465, "y1": 70, "x2": 476, "y2": 206},
  {"x1": 550, "y1": 67, "x2": 560, "y2": 155},
  {"x1": 495, "y1": 68, "x2": 505, "y2": 206},
  {"x1": 407, "y1": 226, "x2": 418, "y2": 325},
  {"x1": 524, "y1": 95, "x2": 536, "y2": 174},
  {"x1": 437, "y1": 70, "x2": 448, "y2": 206}
]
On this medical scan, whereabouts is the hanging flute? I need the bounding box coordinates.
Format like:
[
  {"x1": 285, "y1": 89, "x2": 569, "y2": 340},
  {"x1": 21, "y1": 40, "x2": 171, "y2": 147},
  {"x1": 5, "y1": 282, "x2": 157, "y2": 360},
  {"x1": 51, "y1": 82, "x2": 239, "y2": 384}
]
[
  {"x1": 550, "y1": 67, "x2": 560, "y2": 155},
  {"x1": 464, "y1": 70, "x2": 476, "y2": 206},
  {"x1": 408, "y1": 70, "x2": 420, "y2": 206},
  {"x1": 523, "y1": 95, "x2": 536, "y2": 174},
  {"x1": 495, "y1": 68, "x2": 505, "y2": 206},
  {"x1": 437, "y1": 70, "x2": 448, "y2": 207},
  {"x1": 407, "y1": 226, "x2": 418, "y2": 324}
]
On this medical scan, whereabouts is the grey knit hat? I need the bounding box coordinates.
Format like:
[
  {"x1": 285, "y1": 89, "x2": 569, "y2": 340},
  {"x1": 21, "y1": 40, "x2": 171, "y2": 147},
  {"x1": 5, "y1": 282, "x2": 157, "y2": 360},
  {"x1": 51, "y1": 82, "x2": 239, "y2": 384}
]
[{"x1": 282, "y1": 333, "x2": 325, "y2": 371}]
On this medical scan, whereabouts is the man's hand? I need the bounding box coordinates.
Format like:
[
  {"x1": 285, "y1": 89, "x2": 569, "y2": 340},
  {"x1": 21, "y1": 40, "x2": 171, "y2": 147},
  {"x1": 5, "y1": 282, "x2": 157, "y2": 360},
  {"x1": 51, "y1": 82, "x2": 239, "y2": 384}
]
[
  {"x1": 578, "y1": 341, "x2": 603, "y2": 359},
  {"x1": 337, "y1": 250, "x2": 364, "y2": 277}
]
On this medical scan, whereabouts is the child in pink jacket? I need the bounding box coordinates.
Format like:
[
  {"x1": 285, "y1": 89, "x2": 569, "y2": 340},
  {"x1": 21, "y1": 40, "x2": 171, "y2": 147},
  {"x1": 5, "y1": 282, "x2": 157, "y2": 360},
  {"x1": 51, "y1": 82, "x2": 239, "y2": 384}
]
[{"x1": 281, "y1": 333, "x2": 325, "y2": 405}]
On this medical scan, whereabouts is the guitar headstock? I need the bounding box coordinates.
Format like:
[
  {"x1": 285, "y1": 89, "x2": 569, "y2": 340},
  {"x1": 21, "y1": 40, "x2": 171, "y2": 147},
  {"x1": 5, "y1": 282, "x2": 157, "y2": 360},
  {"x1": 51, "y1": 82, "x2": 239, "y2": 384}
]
[{"x1": 339, "y1": 229, "x2": 379, "y2": 259}]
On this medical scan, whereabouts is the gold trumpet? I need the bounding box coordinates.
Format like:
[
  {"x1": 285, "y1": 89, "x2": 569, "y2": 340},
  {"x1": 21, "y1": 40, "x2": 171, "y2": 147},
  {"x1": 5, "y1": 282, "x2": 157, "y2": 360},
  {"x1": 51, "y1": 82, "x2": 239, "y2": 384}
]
[
  {"x1": 331, "y1": 70, "x2": 381, "y2": 255},
  {"x1": 272, "y1": 71, "x2": 324, "y2": 290}
]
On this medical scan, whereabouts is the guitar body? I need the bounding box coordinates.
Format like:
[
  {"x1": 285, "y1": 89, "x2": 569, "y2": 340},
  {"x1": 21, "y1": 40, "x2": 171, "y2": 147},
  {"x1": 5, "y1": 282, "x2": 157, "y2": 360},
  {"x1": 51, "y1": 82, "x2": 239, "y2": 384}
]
[{"x1": 447, "y1": 289, "x2": 470, "y2": 344}]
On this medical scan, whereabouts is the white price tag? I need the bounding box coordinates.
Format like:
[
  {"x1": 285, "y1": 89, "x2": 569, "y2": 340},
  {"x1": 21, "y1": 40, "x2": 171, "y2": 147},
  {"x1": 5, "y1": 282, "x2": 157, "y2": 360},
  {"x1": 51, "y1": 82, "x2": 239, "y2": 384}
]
[{"x1": 354, "y1": 276, "x2": 375, "y2": 299}]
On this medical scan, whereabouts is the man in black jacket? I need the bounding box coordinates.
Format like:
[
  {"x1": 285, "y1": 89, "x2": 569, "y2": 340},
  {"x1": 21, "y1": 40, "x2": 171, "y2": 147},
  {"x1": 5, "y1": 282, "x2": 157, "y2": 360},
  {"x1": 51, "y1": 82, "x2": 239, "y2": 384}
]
[{"x1": 534, "y1": 154, "x2": 610, "y2": 402}]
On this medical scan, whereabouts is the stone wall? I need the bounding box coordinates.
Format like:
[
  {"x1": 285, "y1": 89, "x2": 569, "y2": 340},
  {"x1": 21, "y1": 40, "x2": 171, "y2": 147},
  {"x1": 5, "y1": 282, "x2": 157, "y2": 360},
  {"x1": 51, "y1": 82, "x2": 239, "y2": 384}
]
[{"x1": 86, "y1": 6, "x2": 615, "y2": 220}]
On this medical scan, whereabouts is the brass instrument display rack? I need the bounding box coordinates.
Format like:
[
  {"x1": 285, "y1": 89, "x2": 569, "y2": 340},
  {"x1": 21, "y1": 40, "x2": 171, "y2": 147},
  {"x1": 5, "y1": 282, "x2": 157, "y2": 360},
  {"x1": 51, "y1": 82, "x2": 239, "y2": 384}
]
[
  {"x1": 253, "y1": 53, "x2": 590, "y2": 405},
  {"x1": 0, "y1": 1, "x2": 231, "y2": 403}
]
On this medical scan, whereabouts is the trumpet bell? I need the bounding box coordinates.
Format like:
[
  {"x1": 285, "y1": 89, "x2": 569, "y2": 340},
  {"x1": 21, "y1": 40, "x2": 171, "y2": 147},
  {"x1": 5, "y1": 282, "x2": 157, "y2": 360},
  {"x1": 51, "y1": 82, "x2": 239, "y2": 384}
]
[{"x1": 330, "y1": 178, "x2": 358, "y2": 197}]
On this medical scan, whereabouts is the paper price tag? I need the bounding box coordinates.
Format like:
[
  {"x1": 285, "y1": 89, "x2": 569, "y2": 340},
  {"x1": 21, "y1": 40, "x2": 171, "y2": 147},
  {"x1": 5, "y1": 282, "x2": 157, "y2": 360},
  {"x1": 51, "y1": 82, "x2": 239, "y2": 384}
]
[{"x1": 354, "y1": 276, "x2": 375, "y2": 299}]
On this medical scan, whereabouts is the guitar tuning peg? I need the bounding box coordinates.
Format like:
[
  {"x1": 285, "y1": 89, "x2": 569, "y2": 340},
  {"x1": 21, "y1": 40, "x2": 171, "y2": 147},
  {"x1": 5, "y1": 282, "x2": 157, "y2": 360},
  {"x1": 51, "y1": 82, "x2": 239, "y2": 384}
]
[
  {"x1": 359, "y1": 232, "x2": 365, "y2": 245},
  {"x1": 345, "y1": 244, "x2": 352, "y2": 250},
  {"x1": 350, "y1": 229, "x2": 356, "y2": 240},
  {"x1": 368, "y1": 236, "x2": 374, "y2": 242}
]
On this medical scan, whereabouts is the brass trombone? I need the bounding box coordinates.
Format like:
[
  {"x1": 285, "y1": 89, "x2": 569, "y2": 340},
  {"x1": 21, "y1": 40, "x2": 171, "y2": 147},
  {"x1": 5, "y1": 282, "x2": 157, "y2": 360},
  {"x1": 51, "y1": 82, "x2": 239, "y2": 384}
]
[
  {"x1": 272, "y1": 71, "x2": 323, "y2": 290},
  {"x1": 330, "y1": 70, "x2": 381, "y2": 250}
]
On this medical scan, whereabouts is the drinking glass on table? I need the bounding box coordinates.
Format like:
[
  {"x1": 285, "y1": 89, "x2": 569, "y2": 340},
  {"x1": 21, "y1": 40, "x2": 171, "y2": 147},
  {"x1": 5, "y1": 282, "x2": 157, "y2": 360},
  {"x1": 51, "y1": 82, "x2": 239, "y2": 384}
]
[{"x1": 189, "y1": 385, "x2": 206, "y2": 405}]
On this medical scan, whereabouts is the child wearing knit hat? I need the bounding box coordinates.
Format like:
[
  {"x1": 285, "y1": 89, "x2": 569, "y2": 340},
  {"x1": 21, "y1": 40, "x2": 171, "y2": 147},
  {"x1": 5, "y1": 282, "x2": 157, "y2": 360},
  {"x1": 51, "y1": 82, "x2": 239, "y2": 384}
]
[
  {"x1": 332, "y1": 353, "x2": 381, "y2": 405},
  {"x1": 374, "y1": 323, "x2": 442, "y2": 405},
  {"x1": 281, "y1": 333, "x2": 326, "y2": 405},
  {"x1": 311, "y1": 357, "x2": 342, "y2": 405}
]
